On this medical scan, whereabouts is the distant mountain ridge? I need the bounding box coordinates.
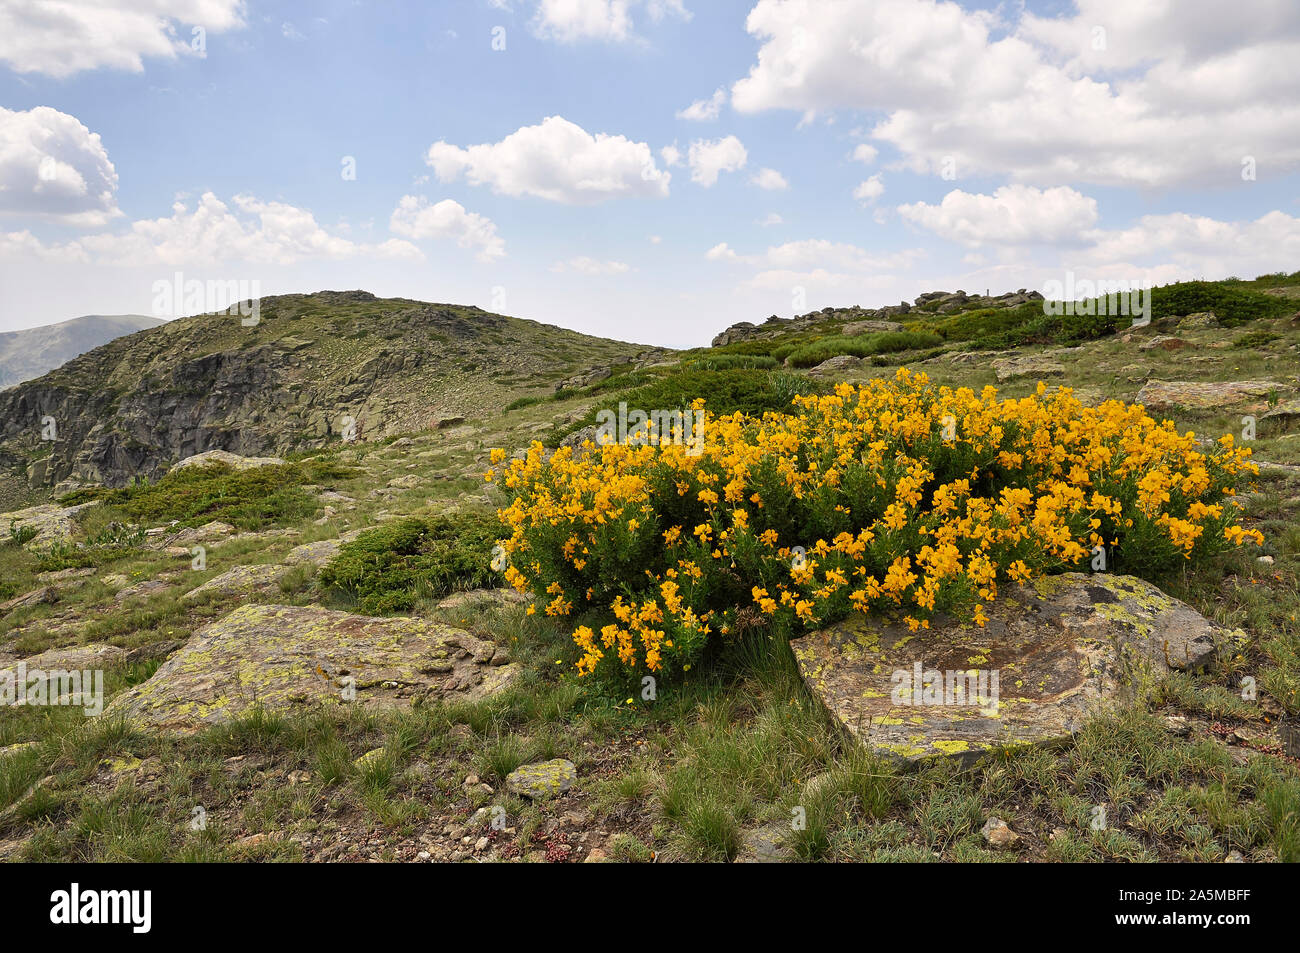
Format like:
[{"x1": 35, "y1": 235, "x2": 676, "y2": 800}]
[
  {"x1": 0, "y1": 314, "x2": 166, "y2": 390},
  {"x1": 0, "y1": 291, "x2": 655, "y2": 500}
]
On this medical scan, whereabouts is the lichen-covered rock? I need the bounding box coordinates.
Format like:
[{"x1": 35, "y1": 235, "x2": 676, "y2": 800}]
[
  {"x1": 437, "y1": 588, "x2": 529, "y2": 612},
  {"x1": 991, "y1": 354, "x2": 1065, "y2": 382},
  {"x1": 810, "y1": 354, "x2": 862, "y2": 375},
  {"x1": 105, "y1": 604, "x2": 520, "y2": 732},
  {"x1": 1136, "y1": 379, "x2": 1287, "y2": 413},
  {"x1": 182, "y1": 563, "x2": 287, "y2": 601},
  {"x1": 0, "y1": 501, "x2": 97, "y2": 550},
  {"x1": 506, "y1": 759, "x2": 577, "y2": 799},
  {"x1": 792, "y1": 573, "x2": 1226, "y2": 765},
  {"x1": 170, "y1": 450, "x2": 285, "y2": 473},
  {"x1": 842, "y1": 319, "x2": 905, "y2": 336}
]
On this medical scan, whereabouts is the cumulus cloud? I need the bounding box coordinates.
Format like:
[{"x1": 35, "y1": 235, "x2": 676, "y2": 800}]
[
  {"x1": 426, "y1": 116, "x2": 670, "y2": 204},
  {"x1": 0, "y1": 107, "x2": 120, "y2": 226},
  {"x1": 728, "y1": 0, "x2": 1300, "y2": 187},
  {"x1": 897, "y1": 185, "x2": 1100, "y2": 246},
  {"x1": 751, "y1": 167, "x2": 788, "y2": 190},
  {"x1": 852, "y1": 144, "x2": 879, "y2": 165},
  {"x1": 550, "y1": 255, "x2": 631, "y2": 275},
  {"x1": 389, "y1": 196, "x2": 506, "y2": 261},
  {"x1": 687, "y1": 135, "x2": 747, "y2": 186},
  {"x1": 519, "y1": 0, "x2": 691, "y2": 43},
  {"x1": 853, "y1": 174, "x2": 885, "y2": 205},
  {"x1": 0, "y1": 0, "x2": 247, "y2": 77},
  {"x1": 707, "y1": 237, "x2": 925, "y2": 293},
  {"x1": 0, "y1": 192, "x2": 422, "y2": 266},
  {"x1": 678, "y1": 87, "x2": 726, "y2": 121}
]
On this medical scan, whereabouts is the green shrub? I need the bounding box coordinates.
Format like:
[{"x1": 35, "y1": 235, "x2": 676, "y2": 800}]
[
  {"x1": 552, "y1": 369, "x2": 828, "y2": 445},
  {"x1": 1151, "y1": 281, "x2": 1294, "y2": 327},
  {"x1": 60, "y1": 459, "x2": 355, "y2": 530},
  {"x1": 785, "y1": 331, "x2": 943, "y2": 368},
  {"x1": 318, "y1": 512, "x2": 503, "y2": 615}
]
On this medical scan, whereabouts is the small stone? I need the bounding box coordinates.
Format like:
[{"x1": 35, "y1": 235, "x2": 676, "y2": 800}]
[
  {"x1": 1258, "y1": 555, "x2": 1275, "y2": 565},
  {"x1": 506, "y1": 759, "x2": 577, "y2": 800},
  {"x1": 981, "y1": 817, "x2": 1020, "y2": 848},
  {"x1": 1224, "y1": 850, "x2": 1245, "y2": 863},
  {"x1": 583, "y1": 849, "x2": 609, "y2": 863},
  {"x1": 1163, "y1": 715, "x2": 1191, "y2": 737},
  {"x1": 474, "y1": 836, "x2": 490, "y2": 851}
]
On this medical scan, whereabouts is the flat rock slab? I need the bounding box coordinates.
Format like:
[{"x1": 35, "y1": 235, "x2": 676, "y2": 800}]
[
  {"x1": 792, "y1": 573, "x2": 1225, "y2": 765},
  {"x1": 105, "y1": 604, "x2": 520, "y2": 732},
  {"x1": 170, "y1": 450, "x2": 285, "y2": 472},
  {"x1": 1137, "y1": 379, "x2": 1287, "y2": 413},
  {"x1": 506, "y1": 759, "x2": 577, "y2": 799},
  {"x1": 0, "y1": 502, "x2": 98, "y2": 550},
  {"x1": 992, "y1": 355, "x2": 1065, "y2": 382}
]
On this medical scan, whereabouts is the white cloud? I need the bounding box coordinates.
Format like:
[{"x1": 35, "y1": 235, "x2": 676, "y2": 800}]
[
  {"x1": 749, "y1": 239, "x2": 922, "y2": 273},
  {"x1": 426, "y1": 116, "x2": 670, "y2": 204},
  {"x1": 897, "y1": 185, "x2": 1099, "y2": 247},
  {"x1": 757, "y1": 212, "x2": 783, "y2": 226},
  {"x1": 660, "y1": 143, "x2": 683, "y2": 166},
  {"x1": 524, "y1": 0, "x2": 690, "y2": 43},
  {"x1": 728, "y1": 0, "x2": 1300, "y2": 187},
  {"x1": 678, "y1": 87, "x2": 726, "y2": 121},
  {"x1": 1077, "y1": 209, "x2": 1300, "y2": 279},
  {"x1": 0, "y1": 106, "x2": 120, "y2": 226},
  {"x1": 687, "y1": 135, "x2": 747, "y2": 186},
  {"x1": 389, "y1": 195, "x2": 505, "y2": 261},
  {"x1": 0, "y1": 192, "x2": 422, "y2": 266},
  {"x1": 0, "y1": 0, "x2": 247, "y2": 78},
  {"x1": 853, "y1": 174, "x2": 885, "y2": 205},
  {"x1": 751, "y1": 167, "x2": 788, "y2": 190},
  {"x1": 551, "y1": 255, "x2": 631, "y2": 275},
  {"x1": 852, "y1": 144, "x2": 878, "y2": 165}
]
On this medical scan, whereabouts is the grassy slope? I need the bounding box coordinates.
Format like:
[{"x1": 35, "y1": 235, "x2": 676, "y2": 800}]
[{"x1": 0, "y1": 276, "x2": 1297, "y2": 863}]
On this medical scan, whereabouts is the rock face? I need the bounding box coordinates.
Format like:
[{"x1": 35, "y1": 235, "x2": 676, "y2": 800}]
[
  {"x1": 792, "y1": 573, "x2": 1225, "y2": 765},
  {"x1": 1137, "y1": 380, "x2": 1287, "y2": 413},
  {"x1": 506, "y1": 759, "x2": 577, "y2": 799},
  {"x1": 843, "y1": 319, "x2": 905, "y2": 336},
  {"x1": 105, "y1": 604, "x2": 520, "y2": 732}
]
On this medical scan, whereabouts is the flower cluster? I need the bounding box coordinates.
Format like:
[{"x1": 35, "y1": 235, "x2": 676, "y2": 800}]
[{"x1": 490, "y1": 369, "x2": 1262, "y2": 680}]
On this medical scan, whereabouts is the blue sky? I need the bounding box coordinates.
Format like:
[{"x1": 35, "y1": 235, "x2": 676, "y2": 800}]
[{"x1": 2, "y1": 0, "x2": 1298, "y2": 346}]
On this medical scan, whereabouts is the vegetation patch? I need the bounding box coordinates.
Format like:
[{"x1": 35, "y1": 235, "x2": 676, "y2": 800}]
[
  {"x1": 493, "y1": 368, "x2": 1263, "y2": 683},
  {"x1": 319, "y1": 511, "x2": 503, "y2": 615},
  {"x1": 59, "y1": 459, "x2": 355, "y2": 531}
]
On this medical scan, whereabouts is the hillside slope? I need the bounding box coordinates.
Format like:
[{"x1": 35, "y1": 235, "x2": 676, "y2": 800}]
[
  {"x1": 0, "y1": 291, "x2": 658, "y2": 502},
  {"x1": 0, "y1": 314, "x2": 165, "y2": 391}
]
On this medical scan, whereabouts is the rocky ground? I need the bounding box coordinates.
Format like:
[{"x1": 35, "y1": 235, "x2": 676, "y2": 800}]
[{"x1": 1, "y1": 280, "x2": 1298, "y2": 863}]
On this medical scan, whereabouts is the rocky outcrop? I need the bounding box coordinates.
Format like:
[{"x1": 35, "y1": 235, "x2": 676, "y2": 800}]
[
  {"x1": 0, "y1": 501, "x2": 98, "y2": 550},
  {"x1": 170, "y1": 450, "x2": 285, "y2": 473},
  {"x1": 1136, "y1": 379, "x2": 1288, "y2": 413},
  {"x1": 792, "y1": 573, "x2": 1227, "y2": 765},
  {"x1": 105, "y1": 603, "x2": 520, "y2": 732},
  {"x1": 992, "y1": 354, "x2": 1066, "y2": 382}
]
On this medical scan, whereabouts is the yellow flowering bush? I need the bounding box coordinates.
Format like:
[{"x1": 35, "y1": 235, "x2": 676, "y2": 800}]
[{"x1": 490, "y1": 369, "x2": 1262, "y2": 681}]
